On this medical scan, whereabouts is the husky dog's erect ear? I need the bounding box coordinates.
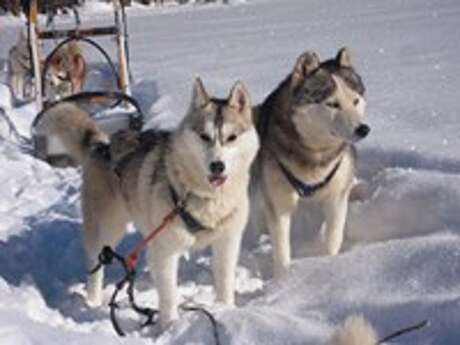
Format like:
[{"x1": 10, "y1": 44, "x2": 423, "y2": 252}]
[
  {"x1": 191, "y1": 77, "x2": 210, "y2": 109},
  {"x1": 228, "y1": 80, "x2": 251, "y2": 113},
  {"x1": 292, "y1": 51, "x2": 320, "y2": 81},
  {"x1": 336, "y1": 47, "x2": 353, "y2": 68}
]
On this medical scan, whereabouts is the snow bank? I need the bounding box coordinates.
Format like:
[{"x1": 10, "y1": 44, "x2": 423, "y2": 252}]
[
  {"x1": 0, "y1": 0, "x2": 460, "y2": 344},
  {"x1": 155, "y1": 233, "x2": 460, "y2": 344},
  {"x1": 0, "y1": 278, "x2": 149, "y2": 345}
]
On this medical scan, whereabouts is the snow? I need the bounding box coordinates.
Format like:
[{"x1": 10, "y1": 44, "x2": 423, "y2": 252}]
[{"x1": 1, "y1": 0, "x2": 460, "y2": 344}]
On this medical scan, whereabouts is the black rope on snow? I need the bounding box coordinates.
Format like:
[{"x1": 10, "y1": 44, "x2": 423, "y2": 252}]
[
  {"x1": 181, "y1": 304, "x2": 221, "y2": 345},
  {"x1": 378, "y1": 319, "x2": 429, "y2": 344},
  {"x1": 88, "y1": 246, "x2": 221, "y2": 344},
  {"x1": 89, "y1": 246, "x2": 159, "y2": 337}
]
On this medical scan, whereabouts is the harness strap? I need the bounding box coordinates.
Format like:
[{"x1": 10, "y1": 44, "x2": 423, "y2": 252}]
[
  {"x1": 169, "y1": 185, "x2": 209, "y2": 233},
  {"x1": 125, "y1": 207, "x2": 179, "y2": 270},
  {"x1": 124, "y1": 185, "x2": 208, "y2": 270},
  {"x1": 88, "y1": 198, "x2": 220, "y2": 342},
  {"x1": 277, "y1": 157, "x2": 342, "y2": 198}
]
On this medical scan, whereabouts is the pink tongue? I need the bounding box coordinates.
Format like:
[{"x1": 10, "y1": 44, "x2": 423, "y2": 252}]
[{"x1": 208, "y1": 175, "x2": 227, "y2": 187}]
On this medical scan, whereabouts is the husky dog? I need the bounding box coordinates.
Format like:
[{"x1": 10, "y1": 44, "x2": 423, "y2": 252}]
[
  {"x1": 254, "y1": 47, "x2": 369, "y2": 277},
  {"x1": 46, "y1": 41, "x2": 87, "y2": 101},
  {"x1": 7, "y1": 30, "x2": 34, "y2": 102},
  {"x1": 8, "y1": 31, "x2": 86, "y2": 103},
  {"x1": 35, "y1": 78, "x2": 259, "y2": 328}
]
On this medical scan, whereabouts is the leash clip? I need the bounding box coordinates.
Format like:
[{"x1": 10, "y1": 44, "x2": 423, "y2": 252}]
[{"x1": 89, "y1": 245, "x2": 159, "y2": 336}]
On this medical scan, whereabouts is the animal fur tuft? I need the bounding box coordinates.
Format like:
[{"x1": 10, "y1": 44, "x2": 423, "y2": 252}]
[
  {"x1": 328, "y1": 316, "x2": 378, "y2": 345},
  {"x1": 34, "y1": 102, "x2": 108, "y2": 165}
]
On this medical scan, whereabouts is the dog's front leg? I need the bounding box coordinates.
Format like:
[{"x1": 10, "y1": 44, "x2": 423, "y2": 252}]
[
  {"x1": 320, "y1": 192, "x2": 350, "y2": 255},
  {"x1": 212, "y1": 198, "x2": 248, "y2": 306},
  {"x1": 262, "y1": 162, "x2": 299, "y2": 278},
  {"x1": 11, "y1": 74, "x2": 23, "y2": 101},
  {"x1": 265, "y1": 209, "x2": 294, "y2": 278},
  {"x1": 212, "y1": 230, "x2": 243, "y2": 306},
  {"x1": 149, "y1": 250, "x2": 180, "y2": 329}
]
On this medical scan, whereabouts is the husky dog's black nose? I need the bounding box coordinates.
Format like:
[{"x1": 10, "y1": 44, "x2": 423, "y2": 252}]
[
  {"x1": 210, "y1": 161, "x2": 225, "y2": 175},
  {"x1": 355, "y1": 124, "x2": 370, "y2": 139}
]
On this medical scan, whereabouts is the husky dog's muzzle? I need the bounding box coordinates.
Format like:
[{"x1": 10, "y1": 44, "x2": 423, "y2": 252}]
[
  {"x1": 354, "y1": 123, "x2": 370, "y2": 139},
  {"x1": 208, "y1": 160, "x2": 227, "y2": 187}
]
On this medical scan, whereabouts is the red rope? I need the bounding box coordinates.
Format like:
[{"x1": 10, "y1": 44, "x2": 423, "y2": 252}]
[{"x1": 125, "y1": 208, "x2": 179, "y2": 271}]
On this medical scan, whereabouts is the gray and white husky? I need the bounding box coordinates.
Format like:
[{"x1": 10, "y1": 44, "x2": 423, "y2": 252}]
[
  {"x1": 7, "y1": 30, "x2": 34, "y2": 102},
  {"x1": 253, "y1": 47, "x2": 369, "y2": 278},
  {"x1": 34, "y1": 77, "x2": 259, "y2": 328}
]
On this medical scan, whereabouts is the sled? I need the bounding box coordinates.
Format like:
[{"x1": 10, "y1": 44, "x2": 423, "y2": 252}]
[{"x1": 21, "y1": 0, "x2": 145, "y2": 167}]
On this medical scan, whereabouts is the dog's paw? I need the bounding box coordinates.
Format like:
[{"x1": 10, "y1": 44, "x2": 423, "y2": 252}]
[{"x1": 86, "y1": 294, "x2": 103, "y2": 308}]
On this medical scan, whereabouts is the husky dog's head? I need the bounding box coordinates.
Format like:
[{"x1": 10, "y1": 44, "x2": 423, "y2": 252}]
[
  {"x1": 46, "y1": 54, "x2": 73, "y2": 101},
  {"x1": 289, "y1": 47, "x2": 369, "y2": 148},
  {"x1": 173, "y1": 78, "x2": 259, "y2": 191},
  {"x1": 46, "y1": 42, "x2": 84, "y2": 100}
]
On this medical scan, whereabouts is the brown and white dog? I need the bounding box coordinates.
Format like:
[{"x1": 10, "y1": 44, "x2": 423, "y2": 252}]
[
  {"x1": 8, "y1": 30, "x2": 86, "y2": 102},
  {"x1": 46, "y1": 40, "x2": 87, "y2": 101}
]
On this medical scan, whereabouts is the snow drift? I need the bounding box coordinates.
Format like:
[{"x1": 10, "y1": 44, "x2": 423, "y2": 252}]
[{"x1": 1, "y1": 0, "x2": 460, "y2": 344}]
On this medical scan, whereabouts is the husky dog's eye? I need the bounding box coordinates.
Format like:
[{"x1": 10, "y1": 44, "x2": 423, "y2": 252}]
[
  {"x1": 326, "y1": 101, "x2": 340, "y2": 109},
  {"x1": 200, "y1": 133, "x2": 212, "y2": 142},
  {"x1": 200, "y1": 133, "x2": 211, "y2": 142},
  {"x1": 227, "y1": 134, "x2": 237, "y2": 143},
  {"x1": 353, "y1": 98, "x2": 360, "y2": 106}
]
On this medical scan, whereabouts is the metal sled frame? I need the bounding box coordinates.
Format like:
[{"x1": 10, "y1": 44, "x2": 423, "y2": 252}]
[{"x1": 26, "y1": 0, "x2": 132, "y2": 110}]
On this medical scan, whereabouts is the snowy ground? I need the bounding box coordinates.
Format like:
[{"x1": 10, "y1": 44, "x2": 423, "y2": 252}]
[{"x1": 1, "y1": 0, "x2": 460, "y2": 344}]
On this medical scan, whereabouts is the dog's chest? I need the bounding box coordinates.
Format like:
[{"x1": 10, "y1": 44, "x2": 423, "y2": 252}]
[{"x1": 186, "y1": 194, "x2": 237, "y2": 230}]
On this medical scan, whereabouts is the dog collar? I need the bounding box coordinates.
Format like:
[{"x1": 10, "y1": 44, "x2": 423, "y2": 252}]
[
  {"x1": 277, "y1": 158, "x2": 342, "y2": 198},
  {"x1": 169, "y1": 185, "x2": 209, "y2": 233}
]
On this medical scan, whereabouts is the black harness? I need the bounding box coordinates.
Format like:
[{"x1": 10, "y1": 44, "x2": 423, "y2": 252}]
[
  {"x1": 105, "y1": 129, "x2": 208, "y2": 235},
  {"x1": 276, "y1": 157, "x2": 342, "y2": 198},
  {"x1": 257, "y1": 87, "x2": 342, "y2": 199},
  {"x1": 169, "y1": 185, "x2": 209, "y2": 233}
]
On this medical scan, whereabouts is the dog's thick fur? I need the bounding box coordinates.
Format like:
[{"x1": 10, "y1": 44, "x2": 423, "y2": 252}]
[
  {"x1": 7, "y1": 31, "x2": 86, "y2": 102},
  {"x1": 8, "y1": 30, "x2": 34, "y2": 102},
  {"x1": 253, "y1": 48, "x2": 369, "y2": 277},
  {"x1": 328, "y1": 316, "x2": 378, "y2": 345},
  {"x1": 46, "y1": 40, "x2": 87, "y2": 100},
  {"x1": 37, "y1": 78, "x2": 259, "y2": 328}
]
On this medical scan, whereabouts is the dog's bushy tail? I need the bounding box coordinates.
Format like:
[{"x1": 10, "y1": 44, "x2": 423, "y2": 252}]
[
  {"x1": 328, "y1": 315, "x2": 378, "y2": 345},
  {"x1": 34, "y1": 102, "x2": 108, "y2": 166}
]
